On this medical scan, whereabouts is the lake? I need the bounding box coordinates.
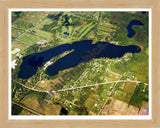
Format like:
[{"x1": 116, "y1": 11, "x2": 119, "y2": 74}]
[
  {"x1": 127, "y1": 20, "x2": 144, "y2": 38},
  {"x1": 60, "y1": 107, "x2": 68, "y2": 115},
  {"x1": 18, "y1": 40, "x2": 141, "y2": 79},
  {"x1": 63, "y1": 32, "x2": 69, "y2": 35}
]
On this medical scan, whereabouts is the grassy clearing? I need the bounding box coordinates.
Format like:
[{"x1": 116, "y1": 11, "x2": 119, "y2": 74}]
[
  {"x1": 13, "y1": 20, "x2": 33, "y2": 30},
  {"x1": 97, "y1": 31, "x2": 110, "y2": 38},
  {"x1": 62, "y1": 26, "x2": 67, "y2": 31},
  {"x1": 80, "y1": 24, "x2": 96, "y2": 38},
  {"x1": 132, "y1": 61, "x2": 148, "y2": 83},
  {"x1": 12, "y1": 28, "x2": 22, "y2": 36},
  {"x1": 68, "y1": 111, "x2": 78, "y2": 115},
  {"x1": 31, "y1": 29, "x2": 53, "y2": 41},
  {"x1": 12, "y1": 41, "x2": 28, "y2": 50},
  {"x1": 16, "y1": 16, "x2": 39, "y2": 24},
  {"x1": 26, "y1": 11, "x2": 48, "y2": 20},
  {"x1": 68, "y1": 26, "x2": 73, "y2": 34},
  {"x1": 16, "y1": 39, "x2": 33, "y2": 46},
  {"x1": 37, "y1": 76, "x2": 65, "y2": 91},
  {"x1": 18, "y1": 33, "x2": 44, "y2": 44},
  {"x1": 100, "y1": 88, "x2": 110, "y2": 99},
  {"x1": 84, "y1": 97, "x2": 95, "y2": 111},
  {"x1": 124, "y1": 82, "x2": 136, "y2": 94},
  {"x1": 96, "y1": 22, "x2": 116, "y2": 37},
  {"x1": 100, "y1": 22, "x2": 116, "y2": 28},
  {"x1": 12, "y1": 42, "x2": 28, "y2": 60},
  {"x1": 112, "y1": 90, "x2": 132, "y2": 103},
  {"x1": 20, "y1": 94, "x2": 61, "y2": 115},
  {"x1": 12, "y1": 27, "x2": 24, "y2": 40},
  {"x1": 129, "y1": 83, "x2": 148, "y2": 108},
  {"x1": 71, "y1": 26, "x2": 81, "y2": 36},
  {"x1": 11, "y1": 42, "x2": 27, "y2": 60},
  {"x1": 98, "y1": 27, "x2": 114, "y2": 32},
  {"x1": 12, "y1": 12, "x2": 49, "y2": 41},
  {"x1": 19, "y1": 109, "x2": 34, "y2": 115},
  {"x1": 77, "y1": 22, "x2": 93, "y2": 36},
  {"x1": 11, "y1": 54, "x2": 16, "y2": 60},
  {"x1": 33, "y1": 18, "x2": 53, "y2": 30},
  {"x1": 87, "y1": 30, "x2": 96, "y2": 38},
  {"x1": 107, "y1": 72, "x2": 120, "y2": 81},
  {"x1": 97, "y1": 23, "x2": 115, "y2": 33},
  {"x1": 37, "y1": 80, "x2": 51, "y2": 90}
]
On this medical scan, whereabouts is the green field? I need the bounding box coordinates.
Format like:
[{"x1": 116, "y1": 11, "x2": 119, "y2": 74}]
[
  {"x1": 17, "y1": 33, "x2": 44, "y2": 44},
  {"x1": 30, "y1": 29, "x2": 53, "y2": 41}
]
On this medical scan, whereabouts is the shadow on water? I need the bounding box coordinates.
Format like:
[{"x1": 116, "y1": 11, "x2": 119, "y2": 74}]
[{"x1": 18, "y1": 40, "x2": 141, "y2": 79}]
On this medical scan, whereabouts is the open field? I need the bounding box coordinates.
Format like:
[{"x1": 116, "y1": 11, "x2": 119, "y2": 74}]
[
  {"x1": 30, "y1": 29, "x2": 53, "y2": 41},
  {"x1": 17, "y1": 33, "x2": 44, "y2": 44},
  {"x1": 100, "y1": 98, "x2": 139, "y2": 115},
  {"x1": 32, "y1": 18, "x2": 53, "y2": 30},
  {"x1": 20, "y1": 94, "x2": 61, "y2": 115}
]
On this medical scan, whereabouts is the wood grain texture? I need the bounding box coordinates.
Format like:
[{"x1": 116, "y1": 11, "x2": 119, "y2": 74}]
[{"x1": 0, "y1": 0, "x2": 160, "y2": 128}]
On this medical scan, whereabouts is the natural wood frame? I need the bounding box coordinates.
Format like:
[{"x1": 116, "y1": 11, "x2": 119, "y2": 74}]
[{"x1": 0, "y1": 0, "x2": 160, "y2": 128}]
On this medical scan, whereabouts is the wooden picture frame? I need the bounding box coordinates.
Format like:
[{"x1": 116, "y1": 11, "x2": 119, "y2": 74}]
[{"x1": 0, "y1": 0, "x2": 160, "y2": 128}]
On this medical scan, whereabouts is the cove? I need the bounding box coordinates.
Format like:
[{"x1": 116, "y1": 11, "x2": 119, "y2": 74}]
[
  {"x1": 18, "y1": 40, "x2": 141, "y2": 79},
  {"x1": 127, "y1": 20, "x2": 144, "y2": 38}
]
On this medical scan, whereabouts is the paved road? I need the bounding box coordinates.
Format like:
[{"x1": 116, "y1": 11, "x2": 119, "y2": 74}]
[
  {"x1": 12, "y1": 101, "x2": 41, "y2": 115},
  {"x1": 52, "y1": 79, "x2": 141, "y2": 93},
  {"x1": 12, "y1": 80, "x2": 48, "y2": 93},
  {"x1": 13, "y1": 78, "x2": 147, "y2": 94}
]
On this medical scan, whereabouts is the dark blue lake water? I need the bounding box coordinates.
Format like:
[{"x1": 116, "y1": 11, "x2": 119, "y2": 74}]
[
  {"x1": 127, "y1": 20, "x2": 144, "y2": 38},
  {"x1": 141, "y1": 11, "x2": 146, "y2": 14},
  {"x1": 63, "y1": 32, "x2": 69, "y2": 35},
  {"x1": 18, "y1": 40, "x2": 141, "y2": 79},
  {"x1": 60, "y1": 107, "x2": 68, "y2": 115}
]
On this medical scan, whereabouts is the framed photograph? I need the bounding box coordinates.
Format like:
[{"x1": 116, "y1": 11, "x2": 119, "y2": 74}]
[
  {"x1": 9, "y1": 8, "x2": 151, "y2": 120},
  {"x1": 0, "y1": 0, "x2": 160, "y2": 128}
]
